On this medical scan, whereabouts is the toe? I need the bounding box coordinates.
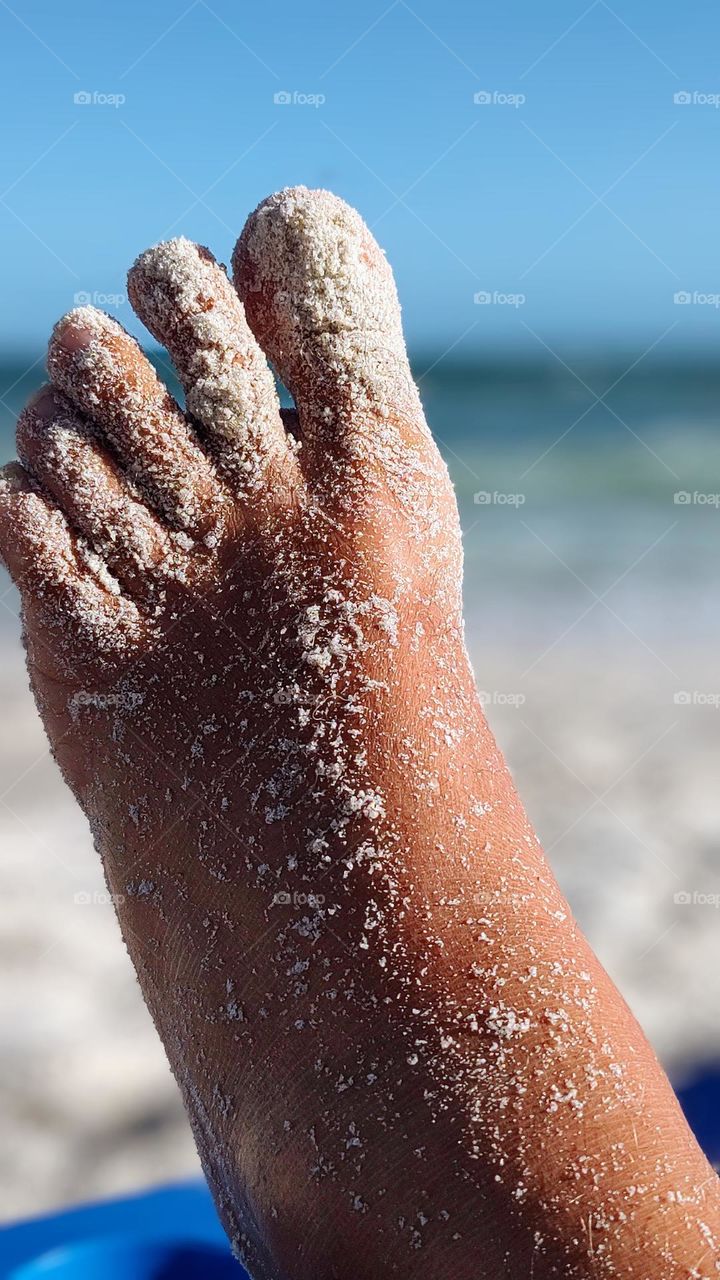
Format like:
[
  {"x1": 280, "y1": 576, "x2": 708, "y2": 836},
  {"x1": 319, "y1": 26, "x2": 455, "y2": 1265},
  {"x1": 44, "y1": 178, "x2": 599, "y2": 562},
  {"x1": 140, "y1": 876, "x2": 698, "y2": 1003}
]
[
  {"x1": 47, "y1": 307, "x2": 226, "y2": 540},
  {"x1": 127, "y1": 238, "x2": 300, "y2": 501},
  {"x1": 0, "y1": 462, "x2": 141, "y2": 666},
  {"x1": 233, "y1": 187, "x2": 429, "y2": 498},
  {"x1": 17, "y1": 386, "x2": 181, "y2": 600}
]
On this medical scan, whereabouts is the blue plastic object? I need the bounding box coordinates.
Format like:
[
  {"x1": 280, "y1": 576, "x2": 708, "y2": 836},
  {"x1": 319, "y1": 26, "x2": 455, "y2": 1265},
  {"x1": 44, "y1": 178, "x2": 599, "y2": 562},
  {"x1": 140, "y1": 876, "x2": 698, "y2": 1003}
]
[
  {"x1": 0, "y1": 1073, "x2": 717, "y2": 1278},
  {"x1": 677, "y1": 1065, "x2": 720, "y2": 1167},
  {"x1": 0, "y1": 1182, "x2": 244, "y2": 1280}
]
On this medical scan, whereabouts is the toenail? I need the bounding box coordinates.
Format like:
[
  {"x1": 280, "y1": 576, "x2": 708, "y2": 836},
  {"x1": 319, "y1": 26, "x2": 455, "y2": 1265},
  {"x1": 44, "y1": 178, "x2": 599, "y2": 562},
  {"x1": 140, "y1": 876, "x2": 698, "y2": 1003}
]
[
  {"x1": 26, "y1": 385, "x2": 59, "y2": 422},
  {"x1": 55, "y1": 319, "x2": 95, "y2": 355}
]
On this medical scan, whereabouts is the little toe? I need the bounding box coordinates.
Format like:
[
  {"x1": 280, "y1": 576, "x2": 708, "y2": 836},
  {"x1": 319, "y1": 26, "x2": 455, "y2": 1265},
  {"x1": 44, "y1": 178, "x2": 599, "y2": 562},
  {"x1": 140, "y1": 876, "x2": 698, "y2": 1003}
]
[
  {"x1": 47, "y1": 307, "x2": 226, "y2": 540},
  {"x1": 0, "y1": 462, "x2": 141, "y2": 665},
  {"x1": 128, "y1": 238, "x2": 299, "y2": 501},
  {"x1": 233, "y1": 186, "x2": 430, "y2": 499},
  {"x1": 17, "y1": 386, "x2": 181, "y2": 600}
]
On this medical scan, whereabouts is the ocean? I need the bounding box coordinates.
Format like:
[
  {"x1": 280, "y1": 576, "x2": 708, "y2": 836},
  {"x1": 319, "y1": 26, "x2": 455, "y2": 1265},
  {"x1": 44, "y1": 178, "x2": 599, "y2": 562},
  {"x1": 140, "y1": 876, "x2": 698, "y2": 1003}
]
[{"x1": 4, "y1": 350, "x2": 720, "y2": 644}]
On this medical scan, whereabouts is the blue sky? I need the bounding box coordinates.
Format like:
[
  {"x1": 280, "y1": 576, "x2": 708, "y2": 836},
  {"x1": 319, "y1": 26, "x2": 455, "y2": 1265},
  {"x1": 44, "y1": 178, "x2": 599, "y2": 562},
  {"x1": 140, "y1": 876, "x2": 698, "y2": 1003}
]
[{"x1": 0, "y1": 0, "x2": 718, "y2": 356}]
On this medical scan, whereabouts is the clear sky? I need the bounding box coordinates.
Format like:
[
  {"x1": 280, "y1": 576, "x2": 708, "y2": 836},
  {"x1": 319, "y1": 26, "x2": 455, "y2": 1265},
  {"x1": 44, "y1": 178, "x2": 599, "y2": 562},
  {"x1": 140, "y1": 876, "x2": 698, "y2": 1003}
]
[{"x1": 0, "y1": 0, "x2": 718, "y2": 356}]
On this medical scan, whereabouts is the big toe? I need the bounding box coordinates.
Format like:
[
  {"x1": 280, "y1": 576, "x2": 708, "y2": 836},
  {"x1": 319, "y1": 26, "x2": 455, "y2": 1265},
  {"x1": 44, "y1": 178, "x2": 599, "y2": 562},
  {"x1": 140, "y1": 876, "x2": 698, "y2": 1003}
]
[
  {"x1": 235, "y1": 186, "x2": 405, "y2": 361},
  {"x1": 233, "y1": 187, "x2": 428, "y2": 497}
]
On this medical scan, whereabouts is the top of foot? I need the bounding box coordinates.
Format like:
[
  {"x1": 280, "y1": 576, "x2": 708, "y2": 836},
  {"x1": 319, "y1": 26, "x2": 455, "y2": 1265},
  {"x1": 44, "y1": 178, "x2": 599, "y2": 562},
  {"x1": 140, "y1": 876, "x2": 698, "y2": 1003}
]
[{"x1": 1, "y1": 188, "x2": 712, "y2": 1280}]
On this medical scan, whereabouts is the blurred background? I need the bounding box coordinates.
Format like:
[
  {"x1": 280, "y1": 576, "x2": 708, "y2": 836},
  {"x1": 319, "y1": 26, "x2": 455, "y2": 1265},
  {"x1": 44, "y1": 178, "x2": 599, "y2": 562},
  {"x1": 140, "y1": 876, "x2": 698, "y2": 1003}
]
[{"x1": 1, "y1": 0, "x2": 719, "y2": 1221}]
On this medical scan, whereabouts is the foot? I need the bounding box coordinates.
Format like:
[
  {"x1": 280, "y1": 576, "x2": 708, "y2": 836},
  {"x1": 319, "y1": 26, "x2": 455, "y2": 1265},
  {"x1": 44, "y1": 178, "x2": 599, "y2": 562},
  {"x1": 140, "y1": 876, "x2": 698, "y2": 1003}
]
[{"x1": 1, "y1": 189, "x2": 718, "y2": 1279}]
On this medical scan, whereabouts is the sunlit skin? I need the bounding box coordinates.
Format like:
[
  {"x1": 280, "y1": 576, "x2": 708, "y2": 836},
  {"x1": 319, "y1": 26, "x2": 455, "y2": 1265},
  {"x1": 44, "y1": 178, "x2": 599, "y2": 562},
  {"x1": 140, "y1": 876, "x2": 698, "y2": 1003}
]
[{"x1": 0, "y1": 188, "x2": 717, "y2": 1278}]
